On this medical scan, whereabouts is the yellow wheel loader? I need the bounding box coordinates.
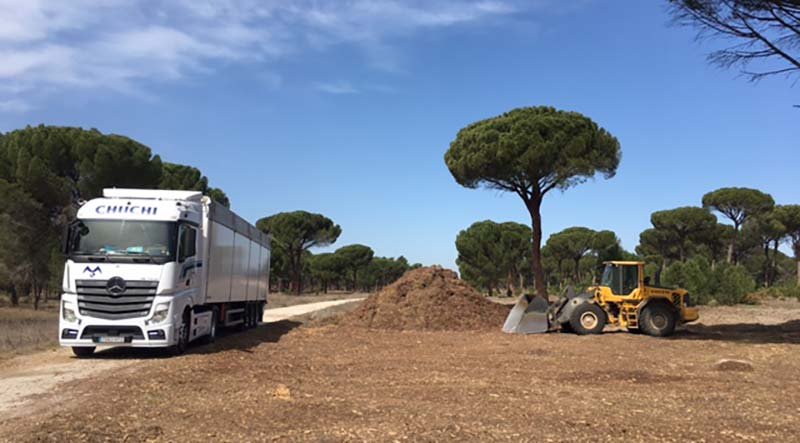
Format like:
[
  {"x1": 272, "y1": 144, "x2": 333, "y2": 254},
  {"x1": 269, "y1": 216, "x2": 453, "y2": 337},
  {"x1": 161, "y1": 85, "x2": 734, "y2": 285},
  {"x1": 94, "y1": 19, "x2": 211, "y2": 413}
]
[{"x1": 503, "y1": 261, "x2": 699, "y2": 337}]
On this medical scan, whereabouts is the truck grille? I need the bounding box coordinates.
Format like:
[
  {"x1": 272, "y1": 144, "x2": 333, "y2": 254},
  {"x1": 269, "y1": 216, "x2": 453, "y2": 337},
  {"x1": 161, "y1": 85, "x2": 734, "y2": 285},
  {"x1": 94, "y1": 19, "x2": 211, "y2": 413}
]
[{"x1": 76, "y1": 279, "x2": 158, "y2": 320}]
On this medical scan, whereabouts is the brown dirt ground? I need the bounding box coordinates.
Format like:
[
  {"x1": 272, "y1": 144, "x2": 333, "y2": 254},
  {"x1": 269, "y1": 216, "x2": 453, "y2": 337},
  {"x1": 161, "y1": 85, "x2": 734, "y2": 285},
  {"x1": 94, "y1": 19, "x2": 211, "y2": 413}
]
[
  {"x1": 341, "y1": 267, "x2": 509, "y2": 331},
  {"x1": 3, "y1": 300, "x2": 800, "y2": 442}
]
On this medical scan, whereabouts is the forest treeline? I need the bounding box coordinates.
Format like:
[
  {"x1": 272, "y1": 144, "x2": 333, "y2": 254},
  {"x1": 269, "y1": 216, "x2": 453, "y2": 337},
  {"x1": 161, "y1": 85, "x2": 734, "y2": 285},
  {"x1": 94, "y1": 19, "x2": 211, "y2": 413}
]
[
  {"x1": 0, "y1": 126, "x2": 417, "y2": 305},
  {"x1": 0, "y1": 126, "x2": 229, "y2": 307},
  {"x1": 455, "y1": 187, "x2": 800, "y2": 305}
]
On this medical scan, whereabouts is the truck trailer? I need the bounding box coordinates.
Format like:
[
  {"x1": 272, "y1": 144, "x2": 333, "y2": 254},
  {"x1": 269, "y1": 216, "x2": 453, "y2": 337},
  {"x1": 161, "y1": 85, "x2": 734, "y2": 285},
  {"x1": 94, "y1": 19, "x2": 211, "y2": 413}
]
[{"x1": 59, "y1": 188, "x2": 271, "y2": 357}]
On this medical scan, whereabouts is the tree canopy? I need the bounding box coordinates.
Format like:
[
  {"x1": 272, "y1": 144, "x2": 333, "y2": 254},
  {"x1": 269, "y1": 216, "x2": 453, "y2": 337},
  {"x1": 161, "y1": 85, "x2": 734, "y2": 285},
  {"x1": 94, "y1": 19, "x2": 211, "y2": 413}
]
[
  {"x1": 702, "y1": 187, "x2": 774, "y2": 262},
  {"x1": 668, "y1": 0, "x2": 800, "y2": 82},
  {"x1": 256, "y1": 211, "x2": 341, "y2": 294},
  {"x1": 334, "y1": 244, "x2": 375, "y2": 290},
  {"x1": 159, "y1": 162, "x2": 230, "y2": 207},
  {"x1": 0, "y1": 125, "x2": 231, "y2": 306},
  {"x1": 445, "y1": 106, "x2": 621, "y2": 298},
  {"x1": 774, "y1": 205, "x2": 800, "y2": 284},
  {"x1": 455, "y1": 220, "x2": 530, "y2": 296},
  {"x1": 650, "y1": 207, "x2": 717, "y2": 261}
]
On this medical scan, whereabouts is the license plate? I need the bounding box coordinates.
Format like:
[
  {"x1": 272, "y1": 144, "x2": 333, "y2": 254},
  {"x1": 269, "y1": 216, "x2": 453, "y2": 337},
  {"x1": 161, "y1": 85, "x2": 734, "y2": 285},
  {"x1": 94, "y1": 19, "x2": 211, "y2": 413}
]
[{"x1": 97, "y1": 336, "x2": 126, "y2": 343}]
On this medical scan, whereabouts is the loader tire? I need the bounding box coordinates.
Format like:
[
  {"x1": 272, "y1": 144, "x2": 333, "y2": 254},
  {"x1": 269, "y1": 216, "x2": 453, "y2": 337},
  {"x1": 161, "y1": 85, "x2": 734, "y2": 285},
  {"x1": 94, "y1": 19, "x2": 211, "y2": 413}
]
[
  {"x1": 569, "y1": 303, "x2": 607, "y2": 335},
  {"x1": 639, "y1": 302, "x2": 677, "y2": 337}
]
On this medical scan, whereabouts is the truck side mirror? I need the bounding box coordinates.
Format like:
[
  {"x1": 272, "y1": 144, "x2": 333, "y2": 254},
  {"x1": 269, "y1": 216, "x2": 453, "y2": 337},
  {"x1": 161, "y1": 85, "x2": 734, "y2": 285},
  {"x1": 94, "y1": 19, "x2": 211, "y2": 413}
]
[{"x1": 63, "y1": 221, "x2": 76, "y2": 254}]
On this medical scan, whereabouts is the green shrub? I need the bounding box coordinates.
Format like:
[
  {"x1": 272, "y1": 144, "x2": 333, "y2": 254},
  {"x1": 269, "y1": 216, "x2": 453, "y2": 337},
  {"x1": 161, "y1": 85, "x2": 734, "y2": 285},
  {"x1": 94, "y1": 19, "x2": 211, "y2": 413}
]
[
  {"x1": 710, "y1": 263, "x2": 756, "y2": 305},
  {"x1": 752, "y1": 285, "x2": 800, "y2": 300},
  {"x1": 663, "y1": 257, "x2": 755, "y2": 305}
]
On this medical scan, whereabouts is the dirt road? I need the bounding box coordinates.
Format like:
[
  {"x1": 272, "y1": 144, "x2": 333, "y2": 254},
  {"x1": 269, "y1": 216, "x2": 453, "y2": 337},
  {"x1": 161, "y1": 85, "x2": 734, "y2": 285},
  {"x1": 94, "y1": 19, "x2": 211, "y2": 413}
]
[
  {"x1": 2, "y1": 300, "x2": 800, "y2": 442},
  {"x1": 0, "y1": 297, "x2": 364, "y2": 422}
]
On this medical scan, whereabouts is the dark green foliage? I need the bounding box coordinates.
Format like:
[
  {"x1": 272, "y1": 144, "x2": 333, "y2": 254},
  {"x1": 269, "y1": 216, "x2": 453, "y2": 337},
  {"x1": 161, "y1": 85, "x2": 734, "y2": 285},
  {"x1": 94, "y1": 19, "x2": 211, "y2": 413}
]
[
  {"x1": 256, "y1": 211, "x2": 341, "y2": 294},
  {"x1": 445, "y1": 107, "x2": 621, "y2": 298},
  {"x1": 309, "y1": 253, "x2": 344, "y2": 293},
  {"x1": 334, "y1": 244, "x2": 374, "y2": 290},
  {"x1": 543, "y1": 227, "x2": 624, "y2": 290},
  {"x1": 702, "y1": 187, "x2": 774, "y2": 263},
  {"x1": 663, "y1": 257, "x2": 755, "y2": 305},
  {"x1": 455, "y1": 220, "x2": 530, "y2": 296},
  {"x1": 159, "y1": 163, "x2": 230, "y2": 207},
  {"x1": 650, "y1": 207, "x2": 717, "y2": 261},
  {"x1": 358, "y1": 256, "x2": 411, "y2": 292},
  {"x1": 774, "y1": 205, "x2": 800, "y2": 285},
  {"x1": 0, "y1": 125, "x2": 230, "y2": 305}
]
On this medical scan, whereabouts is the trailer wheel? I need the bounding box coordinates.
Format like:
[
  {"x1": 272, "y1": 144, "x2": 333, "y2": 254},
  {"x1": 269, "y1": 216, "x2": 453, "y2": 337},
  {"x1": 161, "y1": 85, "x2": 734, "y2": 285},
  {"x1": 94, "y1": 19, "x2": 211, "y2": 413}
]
[
  {"x1": 245, "y1": 304, "x2": 254, "y2": 329},
  {"x1": 72, "y1": 346, "x2": 95, "y2": 358},
  {"x1": 639, "y1": 302, "x2": 677, "y2": 337},
  {"x1": 568, "y1": 303, "x2": 607, "y2": 335}
]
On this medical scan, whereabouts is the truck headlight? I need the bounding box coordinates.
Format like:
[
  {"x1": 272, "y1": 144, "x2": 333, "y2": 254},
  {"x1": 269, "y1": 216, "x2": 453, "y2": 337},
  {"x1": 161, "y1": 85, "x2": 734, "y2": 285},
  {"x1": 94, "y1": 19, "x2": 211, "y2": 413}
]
[
  {"x1": 62, "y1": 303, "x2": 78, "y2": 323},
  {"x1": 148, "y1": 302, "x2": 171, "y2": 325}
]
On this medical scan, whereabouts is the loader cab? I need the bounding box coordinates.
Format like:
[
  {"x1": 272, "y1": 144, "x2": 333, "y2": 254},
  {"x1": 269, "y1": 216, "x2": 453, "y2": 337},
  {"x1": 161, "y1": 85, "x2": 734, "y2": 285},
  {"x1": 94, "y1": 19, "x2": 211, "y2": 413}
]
[{"x1": 600, "y1": 261, "x2": 644, "y2": 297}]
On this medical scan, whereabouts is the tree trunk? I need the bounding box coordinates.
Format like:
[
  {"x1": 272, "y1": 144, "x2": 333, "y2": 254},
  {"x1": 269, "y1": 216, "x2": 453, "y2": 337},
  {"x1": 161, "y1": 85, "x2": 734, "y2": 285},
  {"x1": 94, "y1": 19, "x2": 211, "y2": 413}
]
[
  {"x1": 10, "y1": 285, "x2": 18, "y2": 306},
  {"x1": 770, "y1": 239, "x2": 780, "y2": 287},
  {"x1": 574, "y1": 258, "x2": 581, "y2": 283},
  {"x1": 796, "y1": 259, "x2": 800, "y2": 286},
  {"x1": 527, "y1": 198, "x2": 547, "y2": 300},
  {"x1": 729, "y1": 223, "x2": 740, "y2": 265}
]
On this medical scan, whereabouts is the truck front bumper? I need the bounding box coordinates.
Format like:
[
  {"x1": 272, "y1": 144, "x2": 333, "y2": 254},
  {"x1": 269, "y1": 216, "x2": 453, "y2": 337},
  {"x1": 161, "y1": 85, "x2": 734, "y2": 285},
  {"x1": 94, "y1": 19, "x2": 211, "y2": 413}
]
[{"x1": 59, "y1": 293, "x2": 177, "y2": 349}]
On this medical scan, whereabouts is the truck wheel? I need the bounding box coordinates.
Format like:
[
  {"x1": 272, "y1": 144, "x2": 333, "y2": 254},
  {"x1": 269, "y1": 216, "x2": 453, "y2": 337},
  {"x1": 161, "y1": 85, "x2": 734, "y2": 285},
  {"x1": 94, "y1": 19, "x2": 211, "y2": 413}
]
[
  {"x1": 245, "y1": 304, "x2": 254, "y2": 329},
  {"x1": 640, "y1": 302, "x2": 677, "y2": 337},
  {"x1": 568, "y1": 303, "x2": 607, "y2": 335},
  {"x1": 255, "y1": 302, "x2": 264, "y2": 325},
  {"x1": 201, "y1": 309, "x2": 218, "y2": 344},
  {"x1": 72, "y1": 346, "x2": 95, "y2": 358},
  {"x1": 170, "y1": 310, "x2": 190, "y2": 355}
]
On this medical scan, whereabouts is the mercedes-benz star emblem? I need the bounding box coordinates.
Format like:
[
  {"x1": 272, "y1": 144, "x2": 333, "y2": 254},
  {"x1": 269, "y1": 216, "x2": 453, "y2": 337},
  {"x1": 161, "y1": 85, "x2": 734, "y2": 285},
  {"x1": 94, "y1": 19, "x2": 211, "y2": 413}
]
[{"x1": 106, "y1": 277, "x2": 127, "y2": 296}]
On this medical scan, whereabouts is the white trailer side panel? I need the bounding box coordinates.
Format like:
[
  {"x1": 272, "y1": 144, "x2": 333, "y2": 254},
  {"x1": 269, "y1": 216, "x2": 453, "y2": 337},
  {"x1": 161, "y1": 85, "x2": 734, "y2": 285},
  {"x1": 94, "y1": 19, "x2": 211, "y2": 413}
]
[
  {"x1": 229, "y1": 233, "x2": 251, "y2": 303},
  {"x1": 246, "y1": 240, "x2": 260, "y2": 301},
  {"x1": 206, "y1": 222, "x2": 234, "y2": 303},
  {"x1": 259, "y1": 246, "x2": 270, "y2": 302}
]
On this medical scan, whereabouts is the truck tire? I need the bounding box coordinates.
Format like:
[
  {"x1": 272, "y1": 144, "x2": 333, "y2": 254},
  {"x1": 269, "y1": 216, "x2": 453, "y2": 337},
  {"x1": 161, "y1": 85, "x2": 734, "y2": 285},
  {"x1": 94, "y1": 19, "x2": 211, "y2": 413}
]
[
  {"x1": 639, "y1": 302, "x2": 677, "y2": 337},
  {"x1": 170, "y1": 309, "x2": 190, "y2": 355},
  {"x1": 201, "y1": 308, "x2": 218, "y2": 345},
  {"x1": 72, "y1": 346, "x2": 95, "y2": 358},
  {"x1": 568, "y1": 303, "x2": 607, "y2": 335}
]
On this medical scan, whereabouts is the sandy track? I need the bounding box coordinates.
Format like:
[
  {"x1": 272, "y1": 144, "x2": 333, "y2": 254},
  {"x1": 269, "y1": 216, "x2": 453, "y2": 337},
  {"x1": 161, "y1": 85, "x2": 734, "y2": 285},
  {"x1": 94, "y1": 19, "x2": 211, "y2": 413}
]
[{"x1": 0, "y1": 297, "x2": 365, "y2": 421}]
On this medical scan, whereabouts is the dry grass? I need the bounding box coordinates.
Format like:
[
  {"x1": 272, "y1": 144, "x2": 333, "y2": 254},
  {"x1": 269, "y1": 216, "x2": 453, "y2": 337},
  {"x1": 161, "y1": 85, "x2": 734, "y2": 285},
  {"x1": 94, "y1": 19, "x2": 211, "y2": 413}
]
[{"x1": 0, "y1": 307, "x2": 59, "y2": 359}]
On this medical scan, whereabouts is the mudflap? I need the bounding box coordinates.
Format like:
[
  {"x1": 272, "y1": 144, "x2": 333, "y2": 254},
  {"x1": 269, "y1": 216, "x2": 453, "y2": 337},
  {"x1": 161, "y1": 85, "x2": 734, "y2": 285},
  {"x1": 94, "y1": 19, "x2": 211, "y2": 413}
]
[{"x1": 502, "y1": 294, "x2": 551, "y2": 334}]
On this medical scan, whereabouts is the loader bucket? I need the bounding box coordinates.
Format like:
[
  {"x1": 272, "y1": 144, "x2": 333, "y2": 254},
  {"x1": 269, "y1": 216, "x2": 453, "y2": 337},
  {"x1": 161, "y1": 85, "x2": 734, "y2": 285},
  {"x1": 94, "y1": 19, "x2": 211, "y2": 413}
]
[{"x1": 502, "y1": 294, "x2": 550, "y2": 334}]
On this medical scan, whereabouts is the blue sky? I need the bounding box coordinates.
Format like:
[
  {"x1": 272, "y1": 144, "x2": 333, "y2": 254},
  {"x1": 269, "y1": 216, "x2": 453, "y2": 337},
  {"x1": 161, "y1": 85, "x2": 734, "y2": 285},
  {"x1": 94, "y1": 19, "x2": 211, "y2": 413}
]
[{"x1": 0, "y1": 0, "x2": 797, "y2": 267}]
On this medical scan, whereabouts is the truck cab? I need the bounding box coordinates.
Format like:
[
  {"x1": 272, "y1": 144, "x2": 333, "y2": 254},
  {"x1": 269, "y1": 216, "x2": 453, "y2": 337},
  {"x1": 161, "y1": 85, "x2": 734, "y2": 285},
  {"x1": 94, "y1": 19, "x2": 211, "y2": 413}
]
[{"x1": 59, "y1": 189, "x2": 270, "y2": 357}]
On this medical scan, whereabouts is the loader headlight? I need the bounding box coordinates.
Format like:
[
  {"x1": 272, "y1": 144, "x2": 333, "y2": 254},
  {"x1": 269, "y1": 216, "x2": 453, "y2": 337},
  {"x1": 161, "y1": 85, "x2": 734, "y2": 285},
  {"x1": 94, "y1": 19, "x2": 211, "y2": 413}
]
[
  {"x1": 62, "y1": 302, "x2": 78, "y2": 323},
  {"x1": 147, "y1": 302, "x2": 171, "y2": 325}
]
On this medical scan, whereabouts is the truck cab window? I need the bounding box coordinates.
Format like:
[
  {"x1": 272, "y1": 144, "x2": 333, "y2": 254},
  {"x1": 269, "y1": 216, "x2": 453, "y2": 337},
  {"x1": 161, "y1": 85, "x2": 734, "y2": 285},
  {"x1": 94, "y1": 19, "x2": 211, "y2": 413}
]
[{"x1": 178, "y1": 226, "x2": 197, "y2": 262}]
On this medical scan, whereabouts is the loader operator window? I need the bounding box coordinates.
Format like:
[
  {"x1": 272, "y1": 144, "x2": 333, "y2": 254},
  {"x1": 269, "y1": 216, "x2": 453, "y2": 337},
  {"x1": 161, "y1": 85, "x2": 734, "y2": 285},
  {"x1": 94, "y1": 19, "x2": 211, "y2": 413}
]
[{"x1": 621, "y1": 266, "x2": 639, "y2": 295}]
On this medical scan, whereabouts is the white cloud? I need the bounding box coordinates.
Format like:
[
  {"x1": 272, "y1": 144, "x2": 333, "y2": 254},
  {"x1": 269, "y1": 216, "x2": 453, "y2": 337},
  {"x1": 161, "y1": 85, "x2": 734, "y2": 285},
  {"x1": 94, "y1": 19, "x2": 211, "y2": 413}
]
[
  {"x1": 0, "y1": 0, "x2": 532, "y2": 112},
  {"x1": 314, "y1": 81, "x2": 360, "y2": 95}
]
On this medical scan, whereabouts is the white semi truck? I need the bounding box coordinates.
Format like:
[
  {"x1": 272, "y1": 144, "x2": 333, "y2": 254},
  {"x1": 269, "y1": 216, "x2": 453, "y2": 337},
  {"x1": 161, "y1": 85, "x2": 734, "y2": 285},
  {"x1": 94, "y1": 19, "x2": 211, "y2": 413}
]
[{"x1": 59, "y1": 188, "x2": 270, "y2": 357}]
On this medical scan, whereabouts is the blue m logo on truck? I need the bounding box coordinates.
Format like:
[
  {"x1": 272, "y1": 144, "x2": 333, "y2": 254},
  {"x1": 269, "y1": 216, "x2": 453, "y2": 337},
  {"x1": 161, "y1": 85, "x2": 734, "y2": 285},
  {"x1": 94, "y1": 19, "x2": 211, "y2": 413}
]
[{"x1": 83, "y1": 266, "x2": 102, "y2": 277}]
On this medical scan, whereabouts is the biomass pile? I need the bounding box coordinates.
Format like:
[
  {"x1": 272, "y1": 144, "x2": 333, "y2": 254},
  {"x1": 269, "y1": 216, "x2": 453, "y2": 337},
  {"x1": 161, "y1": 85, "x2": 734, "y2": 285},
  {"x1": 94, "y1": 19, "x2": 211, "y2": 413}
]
[{"x1": 341, "y1": 266, "x2": 509, "y2": 331}]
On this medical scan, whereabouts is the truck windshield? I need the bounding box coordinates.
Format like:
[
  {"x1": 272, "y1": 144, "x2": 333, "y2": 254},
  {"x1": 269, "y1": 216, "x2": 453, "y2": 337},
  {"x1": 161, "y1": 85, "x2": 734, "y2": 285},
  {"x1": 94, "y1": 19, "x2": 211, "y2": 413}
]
[{"x1": 69, "y1": 220, "x2": 177, "y2": 262}]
